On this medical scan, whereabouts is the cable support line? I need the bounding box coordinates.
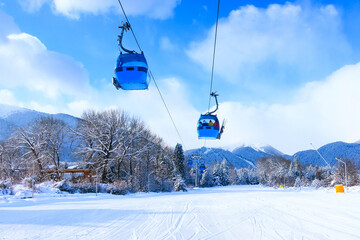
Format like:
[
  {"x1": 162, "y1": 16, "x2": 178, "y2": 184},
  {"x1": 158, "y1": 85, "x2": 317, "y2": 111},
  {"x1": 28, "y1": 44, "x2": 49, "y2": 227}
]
[
  {"x1": 207, "y1": 0, "x2": 221, "y2": 112},
  {"x1": 150, "y1": 70, "x2": 187, "y2": 151},
  {"x1": 117, "y1": 0, "x2": 142, "y2": 53},
  {"x1": 116, "y1": 0, "x2": 187, "y2": 151}
]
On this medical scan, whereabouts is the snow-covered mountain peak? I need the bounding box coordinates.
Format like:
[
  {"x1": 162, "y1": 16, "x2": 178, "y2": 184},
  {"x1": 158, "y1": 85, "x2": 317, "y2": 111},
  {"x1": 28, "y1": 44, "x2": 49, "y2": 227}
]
[
  {"x1": 257, "y1": 145, "x2": 284, "y2": 156},
  {"x1": 0, "y1": 103, "x2": 28, "y2": 118}
]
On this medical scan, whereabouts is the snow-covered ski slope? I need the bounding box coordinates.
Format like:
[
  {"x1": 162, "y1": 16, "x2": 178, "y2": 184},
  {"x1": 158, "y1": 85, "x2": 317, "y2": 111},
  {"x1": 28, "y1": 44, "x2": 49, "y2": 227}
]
[{"x1": 1, "y1": 185, "x2": 360, "y2": 240}]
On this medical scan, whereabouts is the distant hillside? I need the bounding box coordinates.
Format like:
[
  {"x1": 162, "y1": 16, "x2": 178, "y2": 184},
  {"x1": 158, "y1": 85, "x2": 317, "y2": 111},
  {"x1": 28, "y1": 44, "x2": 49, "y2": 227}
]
[
  {"x1": 294, "y1": 141, "x2": 360, "y2": 167},
  {"x1": 0, "y1": 104, "x2": 78, "y2": 141},
  {"x1": 232, "y1": 146, "x2": 269, "y2": 163},
  {"x1": 187, "y1": 141, "x2": 360, "y2": 168},
  {"x1": 185, "y1": 144, "x2": 288, "y2": 168},
  {"x1": 0, "y1": 103, "x2": 80, "y2": 161},
  {"x1": 185, "y1": 147, "x2": 255, "y2": 169}
]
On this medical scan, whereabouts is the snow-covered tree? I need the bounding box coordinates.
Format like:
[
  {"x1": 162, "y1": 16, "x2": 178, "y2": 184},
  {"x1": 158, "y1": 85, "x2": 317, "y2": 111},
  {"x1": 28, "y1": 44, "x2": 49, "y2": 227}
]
[
  {"x1": 6, "y1": 117, "x2": 66, "y2": 180},
  {"x1": 173, "y1": 143, "x2": 186, "y2": 179},
  {"x1": 256, "y1": 156, "x2": 291, "y2": 186},
  {"x1": 334, "y1": 159, "x2": 359, "y2": 186},
  {"x1": 200, "y1": 169, "x2": 214, "y2": 187},
  {"x1": 173, "y1": 174, "x2": 187, "y2": 191},
  {"x1": 38, "y1": 117, "x2": 67, "y2": 179},
  {"x1": 212, "y1": 159, "x2": 231, "y2": 186},
  {"x1": 73, "y1": 109, "x2": 132, "y2": 182},
  {"x1": 72, "y1": 109, "x2": 176, "y2": 192}
]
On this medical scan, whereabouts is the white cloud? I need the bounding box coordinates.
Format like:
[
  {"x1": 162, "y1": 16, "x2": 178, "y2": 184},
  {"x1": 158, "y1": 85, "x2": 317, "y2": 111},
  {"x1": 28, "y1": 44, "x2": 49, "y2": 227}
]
[
  {"x1": 28, "y1": 100, "x2": 59, "y2": 114},
  {"x1": 160, "y1": 36, "x2": 176, "y2": 51},
  {"x1": 0, "y1": 12, "x2": 20, "y2": 41},
  {"x1": 187, "y1": 3, "x2": 351, "y2": 88},
  {"x1": 18, "y1": 0, "x2": 49, "y2": 12},
  {"x1": 18, "y1": 0, "x2": 180, "y2": 19},
  {"x1": 0, "y1": 89, "x2": 18, "y2": 105},
  {"x1": 67, "y1": 100, "x2": 95, "y2": 117},
  {"x1": 215, "y1": 62, "x2": 360, "y2": 154},
  {"x1": 0, "y1": 32, "x2": 90, "y2": 99}
]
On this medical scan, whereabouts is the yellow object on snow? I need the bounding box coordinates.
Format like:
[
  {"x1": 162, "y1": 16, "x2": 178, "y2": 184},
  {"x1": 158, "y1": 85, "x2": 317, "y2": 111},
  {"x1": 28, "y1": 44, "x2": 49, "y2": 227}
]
[
  {"x1": 280, "y1": 185, "x2": 283, "y2": 189},
  {"x1": 335, "y1": 184, "x2": 344, "y2": 193}
]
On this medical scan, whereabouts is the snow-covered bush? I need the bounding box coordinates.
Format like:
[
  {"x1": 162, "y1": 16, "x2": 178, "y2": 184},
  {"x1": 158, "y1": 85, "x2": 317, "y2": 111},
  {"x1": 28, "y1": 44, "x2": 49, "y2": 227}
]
[
  {"x1": 0, "y1": 181, "x2": 11, "y2": 195},
  {"x1": 22, "y1": 177, "x2": 34, "y2": 189},
  {"x1": 14, "y1": 190, "x2": 33, "y2": 199},
  {"x1": 151, "y1": 178, "x2": 173, "y2": 192},
  {"x1": 37, "y1": 181, "x2": 61, "y2": 194},
  {"x1": 106, "y1": 181, "x2": 128, "y2": 195},
  {"x1": 311, "y1": 179, "x2": 322, "y2": 188},
  {"x1": 54, "y1": 180, "x2": 77, "y2": 193},
  {"x1": 173, "y1": 175, "x2": 187, "y2": 192},
  {"x1": 72, "y1": 182, "x2": 98, "y2": 193},
  {"x1": 52, "y1": 180, "x2": 100, "y2": 194}
]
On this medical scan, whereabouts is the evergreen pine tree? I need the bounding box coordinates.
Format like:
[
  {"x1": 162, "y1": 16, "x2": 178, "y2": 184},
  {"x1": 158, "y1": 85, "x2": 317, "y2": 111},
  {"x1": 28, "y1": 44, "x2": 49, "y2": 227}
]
[
  {"x1": 173, "y1": 174, "x2": 187, "y2": 191},
  {"x1": 220, "y1": 159, "x2": 230, "y2": 186},
  {"x1": 200, "y1": 169, "x2": 214, "y2": 187},
  {"x1": 289, "y1": 156, "x2": 302, "y2": 187},
  {"x1": 173, "y1": 143, "x2": 186, "y2": 179},
  {"x1": 212, "y1": 162, "x2": 222, "y2": 186}
]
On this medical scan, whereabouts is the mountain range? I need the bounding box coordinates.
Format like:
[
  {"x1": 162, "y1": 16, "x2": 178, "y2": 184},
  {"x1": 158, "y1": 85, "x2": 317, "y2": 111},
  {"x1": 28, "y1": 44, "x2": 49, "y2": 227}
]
[
  {"x1": 185, "y1": 141, "x2": 360, "y2": 168},
  {"x1": 0, "y1": 103, "x2": 79, "y2": 161},
  {"x1": 0, "y1": 104, "x2": 359, "y2": 167},
  {"x1": 0, "y1": 104, "x2": 78, "y2": 141}
]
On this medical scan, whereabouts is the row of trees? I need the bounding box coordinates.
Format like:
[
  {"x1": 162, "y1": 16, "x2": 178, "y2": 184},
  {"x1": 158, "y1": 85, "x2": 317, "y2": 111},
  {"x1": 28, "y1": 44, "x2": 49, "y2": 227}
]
[
  {"x1": 1, "y1": 108, "x2": 359, "y2": 194},
  {"x1": 0, "y1": 109, "x2": 187, "y2": 193},
  {"x1": 255, "y1": 156, "x2": 359, "y2": 188},
  {"x1": 190, "y1": 156, "x2": 359, "y2": 188}
]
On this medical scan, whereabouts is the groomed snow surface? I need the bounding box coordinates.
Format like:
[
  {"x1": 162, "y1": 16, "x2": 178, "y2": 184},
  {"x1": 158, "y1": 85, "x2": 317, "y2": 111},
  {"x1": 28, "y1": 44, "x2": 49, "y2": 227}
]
[{"x1": 1, "y1": 185, "x2": 360, "y2": 240}]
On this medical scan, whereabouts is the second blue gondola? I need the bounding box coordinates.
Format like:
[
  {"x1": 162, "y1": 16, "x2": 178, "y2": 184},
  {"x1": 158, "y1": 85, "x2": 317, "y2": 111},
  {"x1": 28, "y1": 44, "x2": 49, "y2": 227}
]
[
  {"x1": 197, "y1": 92, "x2": 224, "y2": 140},
  {"x1": 188, "y1": 159, "x2": 193, "y2": 166},
  {"x1": 197, "y1": 114, "x2": 220, "y2": 139}
]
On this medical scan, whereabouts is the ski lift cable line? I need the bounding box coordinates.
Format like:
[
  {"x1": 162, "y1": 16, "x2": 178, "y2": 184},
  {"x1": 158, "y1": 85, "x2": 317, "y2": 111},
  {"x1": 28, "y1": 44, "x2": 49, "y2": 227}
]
[
  {"x1": 310, "y1": 143, "x2": 330, "y2": 167},
  {"x1": 207, "y1": 0, "x2": 221, "y2": 112},
  {"x1": 117, "y1": 0, "x2": 142, "y2": 52},
  {"x1": 116, "y1": 0, "x2": 187, "y2": 151},
  {"x1": 150, "y1": 70, "x2": 187, "y2": 151}
]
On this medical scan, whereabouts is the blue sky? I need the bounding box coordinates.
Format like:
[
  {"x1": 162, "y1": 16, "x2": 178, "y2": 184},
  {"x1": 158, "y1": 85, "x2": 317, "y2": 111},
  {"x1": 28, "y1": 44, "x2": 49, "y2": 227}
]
[{"x1": 1, "y1": 0, "x2": 360, "y2": 154}]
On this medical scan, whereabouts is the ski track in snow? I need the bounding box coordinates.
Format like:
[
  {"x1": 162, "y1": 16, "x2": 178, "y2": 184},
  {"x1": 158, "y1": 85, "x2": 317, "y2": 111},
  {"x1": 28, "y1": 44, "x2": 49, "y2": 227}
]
[{"x1": 1, "y1": 185, "x2": 360, "y2": 240}]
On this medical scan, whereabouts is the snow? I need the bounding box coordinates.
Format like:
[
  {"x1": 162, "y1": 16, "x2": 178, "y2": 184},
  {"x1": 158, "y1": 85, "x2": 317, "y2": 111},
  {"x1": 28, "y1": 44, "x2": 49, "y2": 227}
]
[
  {"x1": 234, "y1": 154, "x2": 255, "y2": 168},
  {"x1": 1, "y1": 185, "x2": 360, "y2": 239},
  {"x1": 0, "y1": 103, "x2": 26, "y2": 118},
  {"x1": 203, "y1": 147, "x2": 211, "y2": 155}
]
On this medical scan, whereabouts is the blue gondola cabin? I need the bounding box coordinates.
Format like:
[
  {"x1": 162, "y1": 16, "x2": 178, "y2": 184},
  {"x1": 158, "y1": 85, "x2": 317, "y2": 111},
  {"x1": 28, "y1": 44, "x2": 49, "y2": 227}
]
[
  {"x1": 197, "y1": 114, "x2": 220, "y2": 139},
  {"x1": 113, "y1": 53, "x2": 150, "y2": 90}
]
